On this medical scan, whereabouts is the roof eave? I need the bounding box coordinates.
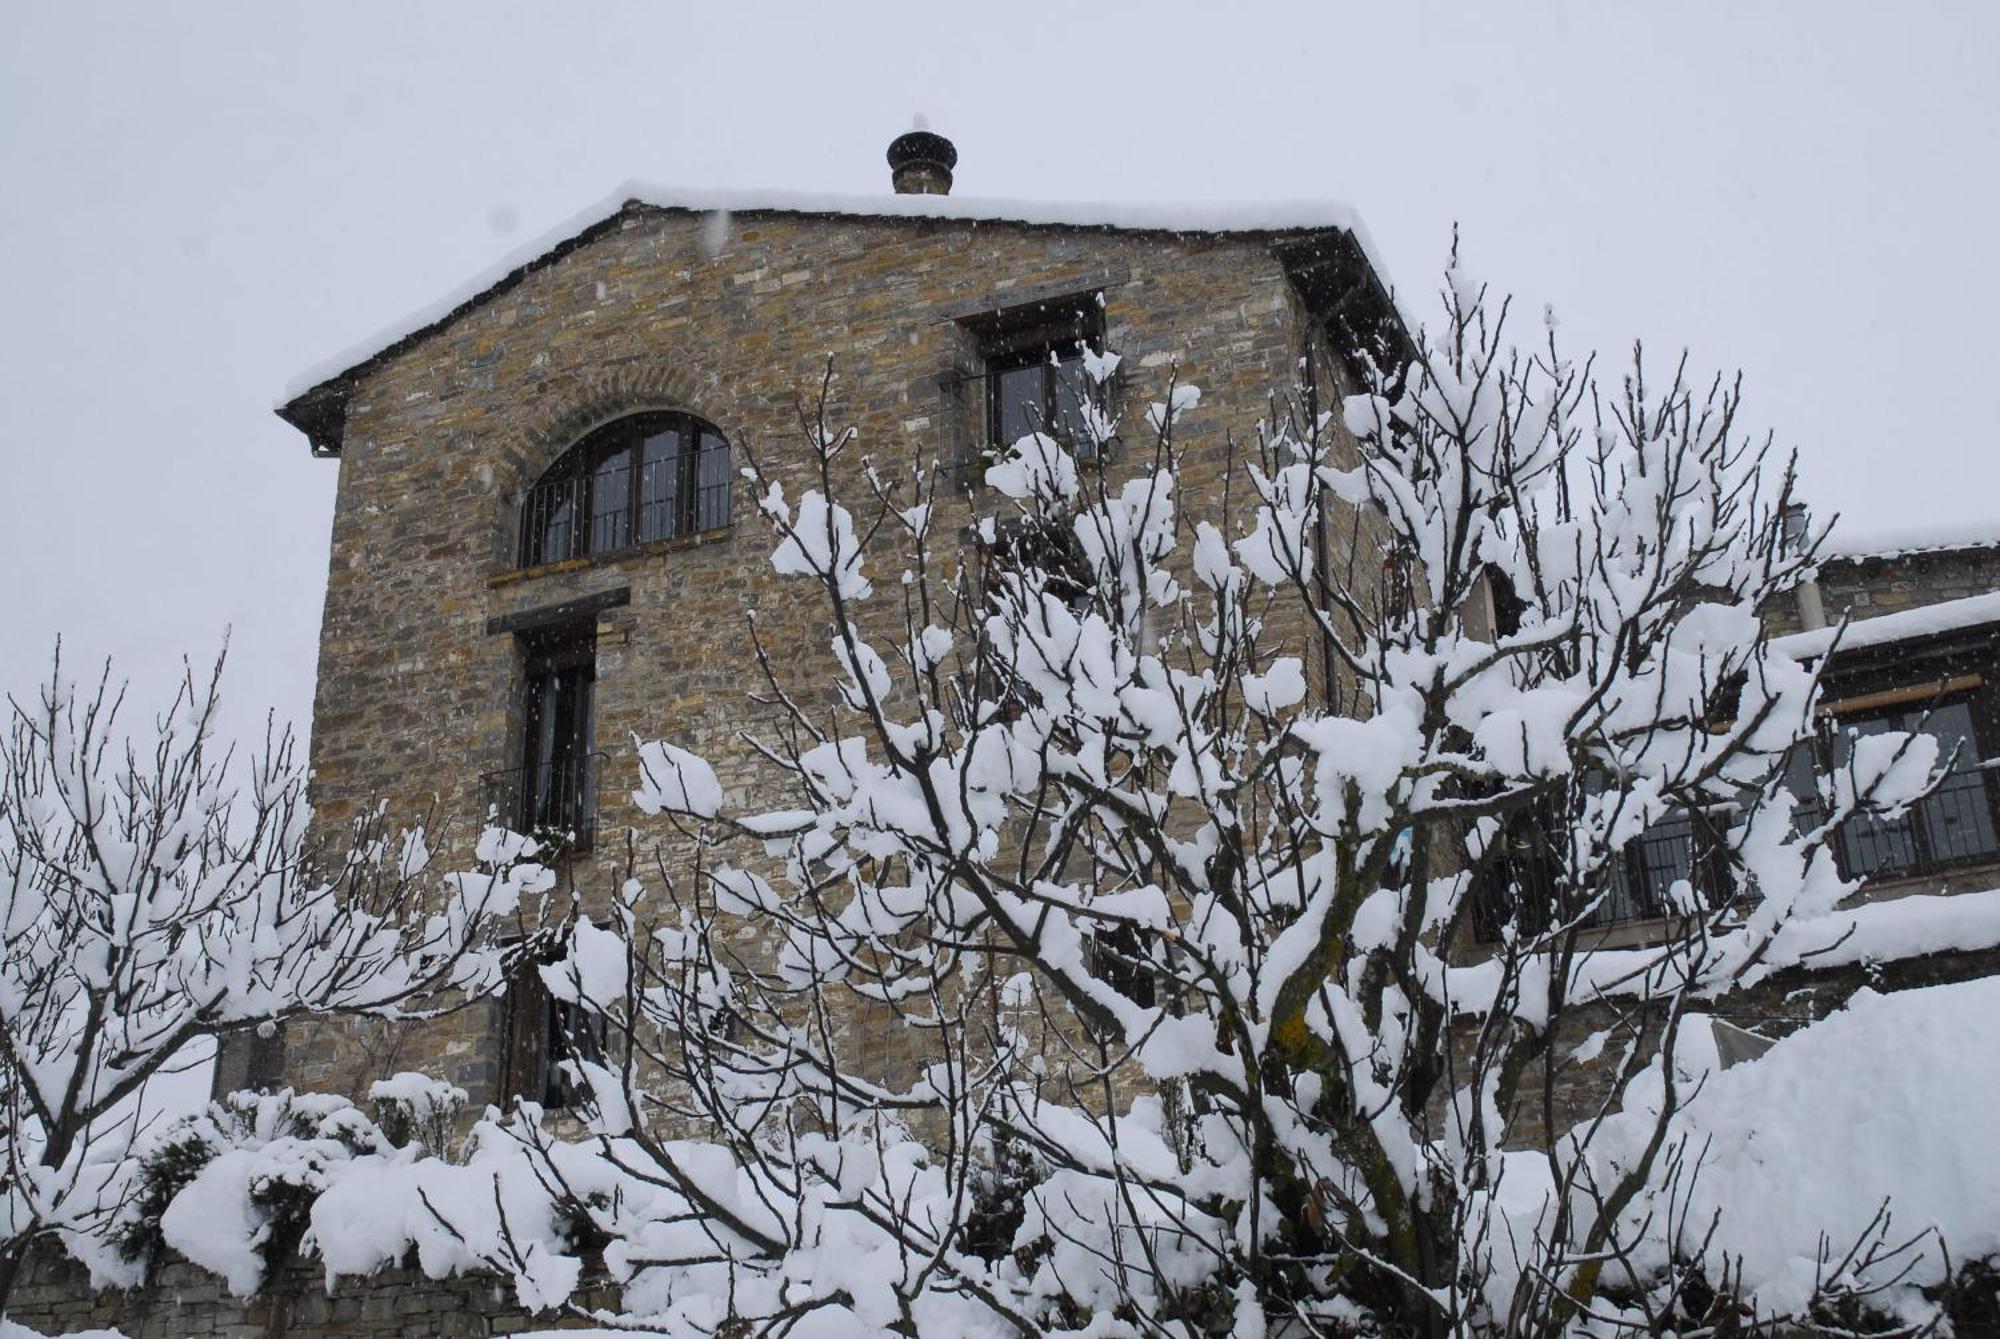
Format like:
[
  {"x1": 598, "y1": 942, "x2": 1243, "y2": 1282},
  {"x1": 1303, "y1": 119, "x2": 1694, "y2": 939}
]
[{"x1": 277, "y1": 383, "x2": 348, "y2": 459}]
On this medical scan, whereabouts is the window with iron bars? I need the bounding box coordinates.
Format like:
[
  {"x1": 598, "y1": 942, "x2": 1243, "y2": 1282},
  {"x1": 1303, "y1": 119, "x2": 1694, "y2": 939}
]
[
  {"x1": 519, "y1": 411, "x2": 731, "y2": 569},
  {"x1": 483, "y1": 624, "x2": 601, "y2": 852},
  {"x1": 1785, "y1": 692, "x2": 2000, "y2": 882},
  {"x1": 1471, "y1": 793, "x2": 1733, "y2": 940}
]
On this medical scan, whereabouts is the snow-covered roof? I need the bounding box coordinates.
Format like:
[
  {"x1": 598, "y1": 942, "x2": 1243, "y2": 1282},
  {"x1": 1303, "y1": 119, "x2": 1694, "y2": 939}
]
[
  {"x1": 1824, "y1": 518, "x2": 2000, "y2": 562},
  {"x1": 276, "y1": 184, "x2": 1384, "y2": 454},
  {"x1": 1772, "y1": 589, "x2": 2000, "y2": 661}
]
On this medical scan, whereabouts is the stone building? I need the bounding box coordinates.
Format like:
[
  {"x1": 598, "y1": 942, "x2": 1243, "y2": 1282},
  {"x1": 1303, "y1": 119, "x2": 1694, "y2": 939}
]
[
  {"x1": 15, "y1": 134, "x2": 2000, "y2": 1339},
  {"x1": 255, "y1": 122, "x2": 2000, "y2": 1106},
  {"x1": 251, "y1": 130, "x2": 1404, "y2": 1110},
  {"x1": 1766, "y1": 527, "x2": 2000, "y2": 906}
]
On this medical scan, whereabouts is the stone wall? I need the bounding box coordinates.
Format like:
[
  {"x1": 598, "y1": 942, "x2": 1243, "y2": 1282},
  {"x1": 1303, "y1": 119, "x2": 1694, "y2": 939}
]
[
  {"x1": 6, "y1": 1249, "x2": 592, "y2": 1339},
  {"x1": 283, "y1": 205, "x2": 1378, "y2": 1108},
  {"x1": 1764, "y1": 543, "x2": 2000, "y2": 636}
]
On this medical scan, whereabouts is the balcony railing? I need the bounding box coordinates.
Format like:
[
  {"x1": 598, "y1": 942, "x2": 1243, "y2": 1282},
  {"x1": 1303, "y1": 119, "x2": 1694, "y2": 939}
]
[{"x1": 482, "y1": 751, "x2": 607, "y2": 853}]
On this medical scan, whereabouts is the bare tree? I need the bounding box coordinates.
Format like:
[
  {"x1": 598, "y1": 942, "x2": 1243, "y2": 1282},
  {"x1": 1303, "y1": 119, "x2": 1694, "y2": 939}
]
[
  {"x1": 0, "y1": 650, "x2": 529, "y2": 1312},
  {"x1": 316, "y1": 258, "x2": 1948, "y2": 1337}
]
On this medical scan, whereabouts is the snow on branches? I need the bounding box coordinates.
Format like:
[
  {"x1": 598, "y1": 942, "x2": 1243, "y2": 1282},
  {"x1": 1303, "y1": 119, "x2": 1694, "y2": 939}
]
[
  {"x1": 405, "y1": 264, "x2": 1967, "y2": 1336},
  {"x1": 37, "y1": 261, "x2": 1981, "y2": 1338},
  {"x1": 0, "y1": 650, "x2": 529, "y2": 1311}
]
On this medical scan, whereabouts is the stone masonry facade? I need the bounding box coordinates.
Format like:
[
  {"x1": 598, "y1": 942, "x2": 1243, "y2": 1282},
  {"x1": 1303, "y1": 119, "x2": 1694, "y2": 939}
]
[
  {"x1": 1764, "y1": 541, "x2": 2000, "y2": 637},
  {"x1": 275, "y1": 200, "x2": 1391, "y2": 1108}
]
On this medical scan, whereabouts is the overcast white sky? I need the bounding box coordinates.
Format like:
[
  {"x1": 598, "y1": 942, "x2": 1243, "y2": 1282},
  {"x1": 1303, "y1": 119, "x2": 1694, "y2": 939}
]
[{"x1": 2, "y1": 1, "x2": 1995, "y2": 742}]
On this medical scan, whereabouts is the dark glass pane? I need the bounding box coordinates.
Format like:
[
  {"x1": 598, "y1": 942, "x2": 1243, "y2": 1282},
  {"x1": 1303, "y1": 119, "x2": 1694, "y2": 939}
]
[
  {"x1": 589, "y1": 445, "x2": 632, "y2": 553},
  {"x1": 1917, "y1": 704, "x2": 1998, "y2": 862},
  {"x1": 638, "y1": 426, "x2": 684, "y2": 542},
  {"x1": 525, "y1": 662, "x2": 594, "y2": 836},
  {"x1": 527, "y1": 476, "x2": 577, "y2": 566},
  {"x1": 995, "y1": 364, "x2": 1043, "y2": 445},
  {"x1": 1833, "y1": 716, "x2": 1922, "y2": 875},
  {"x1": 1053, "y1": 351, "x2": 1088, "y2": 452},
  {"x1": 696, "y1": 430, "x2": 731, "y2": 531},
  {"x1": 1613, "y1": 815, "x2": 1697, "y2": 921}
]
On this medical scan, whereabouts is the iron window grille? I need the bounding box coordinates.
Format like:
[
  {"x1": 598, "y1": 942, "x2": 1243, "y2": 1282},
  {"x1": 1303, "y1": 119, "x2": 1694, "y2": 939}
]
[
  {"x1": 519, "y1": 411, "x2": 731, "y2": 569},
  {"x1": 1787, "y1": 694, "x2": 2000, "y2": 882},
  {"x1": 1472, "y1": 796, "x2": 1732, "y2": 941}
]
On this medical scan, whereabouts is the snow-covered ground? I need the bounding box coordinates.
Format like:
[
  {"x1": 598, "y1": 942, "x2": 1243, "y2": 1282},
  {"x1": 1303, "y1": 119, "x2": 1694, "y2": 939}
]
[
  {"x1": 1659, "y1": 976, "x2": 2000, "y2": 1315},
  {"x1": 11, "y1": 970, "x2": 1999, "y2": 1337},
  {"x1": 1488, "y1": 974, "x2": 2000, "y2": 1326}
]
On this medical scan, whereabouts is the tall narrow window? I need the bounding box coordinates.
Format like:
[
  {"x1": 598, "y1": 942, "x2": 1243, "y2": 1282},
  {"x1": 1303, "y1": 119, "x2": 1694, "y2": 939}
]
[
  {"x1": 518, "y1": 626, "x2": 597, "y2": 847},
  {"x1": 502, "y1": 945, "x2": 607, "y2": 1111},
  {"x1": 521, "y1": 412, "x2": 731, "y2": 567}
]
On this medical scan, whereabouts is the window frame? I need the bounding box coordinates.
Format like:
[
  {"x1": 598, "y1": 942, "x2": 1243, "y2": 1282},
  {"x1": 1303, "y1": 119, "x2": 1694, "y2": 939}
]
[
  {"x1": 512, "y1": 623, "x2": 600, "y2": 851},
  {"x1": 961, "y1": 295, "x2": 1108, "y2": 462},
  {"x1": 986, "y1": 340, "x2": 1094, "y2": 452},
  {"x1": 1470, "y1": 789, "x2": 1734, "y2": 942},
  {"x1": 1803, "y1": 683, "x2": 2000, "y2": 882},
  {"x1": 518, "y1": 411, "x2": 731, "y2": 569},
  {"x1": 501, "y1": 942, "x2": 609, "y2": 1112}
]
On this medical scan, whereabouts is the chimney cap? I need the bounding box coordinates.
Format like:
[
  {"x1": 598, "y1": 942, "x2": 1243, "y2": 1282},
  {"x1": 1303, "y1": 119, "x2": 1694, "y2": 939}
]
[{"x1": 887, "y1": 129, "x2": 958, "y2": 173}]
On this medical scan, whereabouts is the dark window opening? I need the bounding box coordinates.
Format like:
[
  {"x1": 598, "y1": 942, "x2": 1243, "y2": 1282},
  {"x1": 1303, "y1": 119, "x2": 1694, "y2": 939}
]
[
  {"x1": 989, "y1": 343, "x2": 1095, "y2": 454},
  {"x1": 1789, "y1": 695, "x2": 2000, "y2": 880},
  {"x1": 962, "y1": 296, "x2": 1108, "y2": 462},
  {"x1": 1471, "y1": 794, "x2": 1730, "y2": 940},
  {"x1": 520, "y1": 412, "x2": 731, "y2": 568},
  {"x1": 502, "y1": 945, "x2": 609, "y2": 1111},
  {"x1": 1089, "y1": 921, "x2": 1156, "y2": 1009},
  {"x1": 1485, "y1": 566, "x2": 1528, "y2": 639},
  {"x1": 486, "y1": 624, "x2": 600, "y2": 850}
]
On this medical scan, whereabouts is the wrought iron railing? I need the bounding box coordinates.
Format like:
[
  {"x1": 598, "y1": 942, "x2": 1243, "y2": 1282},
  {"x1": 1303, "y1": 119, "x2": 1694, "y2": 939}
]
[{"x1": 481, "y1": 750, "x2": 607, "y2": 852}]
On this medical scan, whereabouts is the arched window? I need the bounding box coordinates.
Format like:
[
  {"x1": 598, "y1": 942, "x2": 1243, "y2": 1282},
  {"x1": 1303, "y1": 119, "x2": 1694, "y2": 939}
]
[{"x1": 519, "y1": 412, "x2": 731, "y2": 567}]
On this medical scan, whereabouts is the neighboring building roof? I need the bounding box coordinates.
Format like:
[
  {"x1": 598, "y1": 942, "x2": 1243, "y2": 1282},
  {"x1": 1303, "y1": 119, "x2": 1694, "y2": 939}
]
[
  {"x1": 1773, "y1": 590, "x2": 2000, "y2": 661},
  {"x1": 274, "y1": 185, "x2": 1400, "y2": 457},
  {"x1": 1823, "y1": 519, "x2": 2000, "y2": 563}
]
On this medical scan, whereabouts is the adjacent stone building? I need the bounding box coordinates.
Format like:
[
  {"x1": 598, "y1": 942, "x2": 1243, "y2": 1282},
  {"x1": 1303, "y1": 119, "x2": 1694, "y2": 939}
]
[{"x1": 1767, "y1": 527, "x2": 2000, "y2": 905}]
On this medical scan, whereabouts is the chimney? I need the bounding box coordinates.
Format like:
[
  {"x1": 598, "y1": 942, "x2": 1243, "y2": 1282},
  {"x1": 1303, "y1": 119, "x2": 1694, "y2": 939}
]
[
  {"x1": 887, "y1": 119, "x2": 956, "y2": 195},
  {"x1": 1783, "y1": 502, "x2": 1829, "y2": 631}
]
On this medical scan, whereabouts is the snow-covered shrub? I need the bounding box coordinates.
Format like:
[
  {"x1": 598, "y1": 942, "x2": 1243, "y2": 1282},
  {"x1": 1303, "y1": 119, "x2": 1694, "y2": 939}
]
[
  {"x1": 0, "y1": 649, "x2": 539, "y2": 1311},
  {"x1": 367, "y1": 1073, "x2": 467, "y2": 1159},
  {"x1": 109, "y1": 1091, "x2": 386, "y2": 1293}
]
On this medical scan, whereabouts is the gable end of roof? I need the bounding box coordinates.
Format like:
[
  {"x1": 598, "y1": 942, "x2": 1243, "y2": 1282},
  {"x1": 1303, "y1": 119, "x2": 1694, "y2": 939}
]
[{"x1": 275, "y1": 190, "x2": 1393, "y2": 456}]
